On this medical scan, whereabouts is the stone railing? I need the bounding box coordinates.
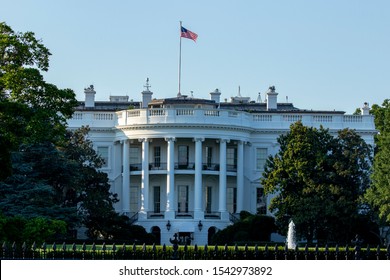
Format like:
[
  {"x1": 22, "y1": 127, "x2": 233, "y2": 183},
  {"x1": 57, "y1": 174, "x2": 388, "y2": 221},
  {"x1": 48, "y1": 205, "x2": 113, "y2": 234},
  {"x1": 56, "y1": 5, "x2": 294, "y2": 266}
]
[
  {"x1": 114, "y1": 108, "x2": 375, "y2": 131},
  {"x1": 67, "y1": 109, "x2": 375, "y2": 131}
]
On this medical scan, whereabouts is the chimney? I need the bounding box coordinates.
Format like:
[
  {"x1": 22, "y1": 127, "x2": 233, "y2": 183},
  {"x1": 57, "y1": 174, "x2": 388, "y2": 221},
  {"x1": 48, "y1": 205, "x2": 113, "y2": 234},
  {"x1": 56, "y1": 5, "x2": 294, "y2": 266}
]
[
  {"x1": 84, "y1": 85, "x2": 96, "y2": 108},
  {"x1": 141, "y1": 78, "x2": 153, "y2": 108},
  {"x1": 210, "y1": 88, "x2": 221, "y2": 103},
  {"x1": 266, "y1": 86, "x2": 278, "y2": 110},
  {"x1": 361, "y1": 102, "x2": 370, "y2": 115}
]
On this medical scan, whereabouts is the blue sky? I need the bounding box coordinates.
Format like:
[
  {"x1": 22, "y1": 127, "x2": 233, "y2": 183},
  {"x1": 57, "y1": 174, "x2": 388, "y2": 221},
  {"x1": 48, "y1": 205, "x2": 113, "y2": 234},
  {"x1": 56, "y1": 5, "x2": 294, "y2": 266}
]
[{"x1": 2, "y1": 0, "x2": 389, "y2": 113}]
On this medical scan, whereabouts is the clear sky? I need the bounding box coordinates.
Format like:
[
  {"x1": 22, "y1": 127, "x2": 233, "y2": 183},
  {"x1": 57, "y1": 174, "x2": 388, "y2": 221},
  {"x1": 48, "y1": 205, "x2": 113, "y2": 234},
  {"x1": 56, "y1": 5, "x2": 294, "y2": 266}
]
[{"x1": 2, "y1": 0, "x2": 389, "y2": 113}]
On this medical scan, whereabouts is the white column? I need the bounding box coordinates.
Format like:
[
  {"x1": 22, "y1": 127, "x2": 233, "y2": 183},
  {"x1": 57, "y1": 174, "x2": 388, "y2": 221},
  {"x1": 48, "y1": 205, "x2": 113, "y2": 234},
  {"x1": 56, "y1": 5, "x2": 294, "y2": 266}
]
[
  {"x1": 122, "y1": 140, "x2": 130, "y2": 213},
  {"x1": 219, "y1": 139, "x2": 229, "y2": 219},
  {"x1": 139, "y1": 138, "x2": 149, "y2": 218},
  {"x1": 194, "y1": 137, "x2": 204, "y2": 219},
  {"x1": 165, "y1": 137, "x2": 176, "y2": 219},
  {"x1": 236, "y1": 140, "x2": 244, "y2": 213}
]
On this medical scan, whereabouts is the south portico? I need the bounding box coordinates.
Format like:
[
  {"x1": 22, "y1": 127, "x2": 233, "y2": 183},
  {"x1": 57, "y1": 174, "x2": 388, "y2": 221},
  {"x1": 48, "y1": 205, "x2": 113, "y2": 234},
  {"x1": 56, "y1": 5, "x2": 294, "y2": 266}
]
[{"x1": 117, "y1": 134, "x2": 248, "y2": 223}]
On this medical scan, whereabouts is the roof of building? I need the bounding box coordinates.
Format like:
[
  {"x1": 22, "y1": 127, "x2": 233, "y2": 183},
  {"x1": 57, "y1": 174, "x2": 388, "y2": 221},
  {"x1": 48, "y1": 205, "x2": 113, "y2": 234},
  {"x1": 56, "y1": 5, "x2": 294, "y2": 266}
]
[
  {"x1": 75, "y1": 101, "x2": 141, "y2": 111},
  {"x1": 75, "y1": 98, "x2": 346, "y2": 114}
]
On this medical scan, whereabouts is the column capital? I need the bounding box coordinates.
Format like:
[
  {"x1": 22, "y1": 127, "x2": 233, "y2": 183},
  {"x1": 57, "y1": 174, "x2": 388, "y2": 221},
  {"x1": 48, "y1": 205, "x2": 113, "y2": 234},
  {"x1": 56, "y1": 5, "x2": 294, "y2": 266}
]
[
  {"x1": 120, "y1": 139, "x2": 129, "y2": 144},
  {"x1": 138, "y1": 138, "x2": 152, "y2": 143},
  {"x1": 164, "y1": 137, "x2": 176, "y2": 142},
  {"x1": 193, "y1": 137, "x2": 205, "y2": 142},
  {"x1": 238, "y1": 140, "x2": 251, "y2": 146},
  {"x1": 216, "y1": 138, "x2": 230, "y2": 144}
]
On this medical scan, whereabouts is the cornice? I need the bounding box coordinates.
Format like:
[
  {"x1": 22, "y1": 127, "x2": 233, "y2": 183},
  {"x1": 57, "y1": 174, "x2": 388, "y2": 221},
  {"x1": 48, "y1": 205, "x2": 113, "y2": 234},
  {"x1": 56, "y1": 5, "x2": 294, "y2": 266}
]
[{"x1": 115, "y1": 123, "x2": 254, "y2": 133}]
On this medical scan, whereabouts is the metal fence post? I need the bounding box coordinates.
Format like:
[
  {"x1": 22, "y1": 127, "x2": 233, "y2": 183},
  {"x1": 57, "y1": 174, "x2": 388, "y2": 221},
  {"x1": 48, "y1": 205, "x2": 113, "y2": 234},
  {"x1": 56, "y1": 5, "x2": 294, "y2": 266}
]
[
  {"x1": 22, "y1": 242, "x2": 27, "y2": 260},
  {"x1": 284, "y1": 244, "x2": 288, "y2": 260},
  {"x1": 112, "y1": 243, "x2": 117, "y2": 260},
  {"x1": 31, "y1": 242, "x2": 37, "y2": 260},
  {"x1": 2, "y1": 242, "x2": 7, "y2": 259},
  {"x1": 345, "y1": 245, "x2": 349, "y2": 260},
  {"x1": 52, "y1": 242, "x2": 57, "y2": 260},
  {"x1": 254, "y1": 244, "x2": 259, "y2": 259},
  {"x1": 263, "y1": 244, "x2": 269, "y2": 259},
  {"x1": 213, "y1": 244, "x2": 218, "y2": 259},
  {"x1": 324, "y1": 244, "x2": 329, "y2": 260},
  {"x1": 82, "y1": 242, "x2": 87, "y2": 260},
  {"x1": 274, "y1": 244, "x2": 278, "y2": 260},
  {"x1": 12, "y1": 242, "x2": 16, "y2": 260},
  {"x1": 62, "y1": 242, "x2": 66, "y2": 260}
]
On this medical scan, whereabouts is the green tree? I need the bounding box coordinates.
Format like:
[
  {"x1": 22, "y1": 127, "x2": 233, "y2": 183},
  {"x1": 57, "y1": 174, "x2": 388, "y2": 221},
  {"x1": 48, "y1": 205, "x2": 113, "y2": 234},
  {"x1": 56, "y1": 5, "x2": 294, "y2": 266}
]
[
  {"x1": 261, "y1": 121, "x2": 373, "y2": 244},
  {"x1": 0, "y1": 143, "x2": 79, "y2": 227},
  {"x1": 0, "y1": 127, "x2": 120, "y2": 237},
  {"x1": 0, "y1": 22, "x2": 77, "y2": 179},
  {"x1": 60, "y1": 126, "x2": 120, "y2": 238},
  {"x1": 365, "y1": 100, "x2": 390, "y2": 225}
]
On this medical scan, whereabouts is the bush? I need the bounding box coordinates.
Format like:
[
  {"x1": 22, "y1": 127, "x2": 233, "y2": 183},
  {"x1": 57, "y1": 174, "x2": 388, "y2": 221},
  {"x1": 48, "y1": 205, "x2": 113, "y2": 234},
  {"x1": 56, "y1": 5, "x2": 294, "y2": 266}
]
[
  {"x1": 211, "y1": 214, "x2": 277, "y2": 245},
  {"x1": 0, "y1": 214, "x2": 67, "y2": 245}
]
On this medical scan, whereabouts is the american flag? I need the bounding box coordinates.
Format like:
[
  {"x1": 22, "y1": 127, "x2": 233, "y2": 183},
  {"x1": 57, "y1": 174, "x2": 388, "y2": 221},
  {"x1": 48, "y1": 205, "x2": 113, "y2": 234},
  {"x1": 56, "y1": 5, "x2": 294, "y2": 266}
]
[{"x1": 181, "y1": 26, "x2": 198, "y2": 42}]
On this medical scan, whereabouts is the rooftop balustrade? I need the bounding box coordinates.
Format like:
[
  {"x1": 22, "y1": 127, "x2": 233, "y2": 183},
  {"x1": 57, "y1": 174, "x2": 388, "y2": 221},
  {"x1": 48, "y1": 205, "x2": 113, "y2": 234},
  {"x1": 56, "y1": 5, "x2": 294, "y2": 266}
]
[{"x1": 67, "y1": 108, "x2": 375, "y2": 131}]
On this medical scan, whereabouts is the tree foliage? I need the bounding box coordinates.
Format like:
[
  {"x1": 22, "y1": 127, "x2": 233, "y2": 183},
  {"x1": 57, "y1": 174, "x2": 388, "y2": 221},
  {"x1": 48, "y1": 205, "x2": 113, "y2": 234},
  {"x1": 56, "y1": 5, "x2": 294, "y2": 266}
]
[
  {"x1": 365, "y1": 100, "x2": 390, "y2": 224},
  {"x1": 0, "y1": 127, "x2": 120, "y2": 238},
  {"x1": 261, "y1": 121, "x2": 374, "y2": 244},
  {"x1": 0, "y1": 22, "x2": 77, "y2": 180},
  {"x1": 0, "y1": 23, "x2": 141, "y2": 242}
]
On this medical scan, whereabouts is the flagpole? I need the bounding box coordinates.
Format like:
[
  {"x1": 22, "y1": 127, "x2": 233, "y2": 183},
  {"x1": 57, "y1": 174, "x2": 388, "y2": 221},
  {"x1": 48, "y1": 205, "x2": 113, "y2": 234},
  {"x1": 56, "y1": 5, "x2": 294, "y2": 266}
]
[{"x1": 178, "y1": 21, "x2": 182, "y2": 97}]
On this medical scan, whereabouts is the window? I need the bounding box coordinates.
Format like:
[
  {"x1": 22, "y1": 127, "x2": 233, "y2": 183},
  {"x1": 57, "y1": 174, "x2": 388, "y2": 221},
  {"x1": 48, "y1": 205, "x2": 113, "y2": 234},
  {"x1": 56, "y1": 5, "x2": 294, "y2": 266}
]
[
  {"x1": 178, "y1": 145, "x2": 189, "y2": 167},
  {"x1": 256, "y1": 188, "x2": 267, "y2": 214},
  {"x1": 154, "y1": 146, "x2": 161, "y2": 168},
  {"x1": 205, "y1": 186, "x2": 212, "y2": 213},
  {"x1": 130, "y1": 186, "x2": 139, "y2": 212},
  {"x1": 227, "y1": 147, "x2": 237, "y2": 171},
  {"x1": 97, "y1": 147, "x2": 109, "y2": 168},
  {"x1": 227, "y1": 187, "x2": 237, "y2": 213},
  {"x1": 256, "y1": 148, "x2": 268, "y2": 170},
  {"x1": 130, "y1": 147, "x2": 140, "y2": 164},
  {"x1": 178, "y1": 185, "x2": 189, "y2": 213},
  {"x1": 153, "y1": 186, "x2": 161, "y2": 213},
  {"x1": 206, "y1": 147, "x2": 212, "y2": 167}
]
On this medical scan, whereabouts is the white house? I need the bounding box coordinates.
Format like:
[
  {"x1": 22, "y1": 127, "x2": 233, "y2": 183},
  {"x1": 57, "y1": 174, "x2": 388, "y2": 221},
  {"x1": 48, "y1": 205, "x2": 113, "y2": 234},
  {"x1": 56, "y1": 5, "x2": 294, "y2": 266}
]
[{"x1": 67, "y1": 83, "x2": 376, "y2": 245}]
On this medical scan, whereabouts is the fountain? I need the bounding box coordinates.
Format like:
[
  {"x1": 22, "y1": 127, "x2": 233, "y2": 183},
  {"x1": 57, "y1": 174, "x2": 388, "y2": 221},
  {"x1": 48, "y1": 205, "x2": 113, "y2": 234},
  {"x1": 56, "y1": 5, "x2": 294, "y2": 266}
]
[{"x1": 286, "y1": 220, "x2": 297, "y2": 250}]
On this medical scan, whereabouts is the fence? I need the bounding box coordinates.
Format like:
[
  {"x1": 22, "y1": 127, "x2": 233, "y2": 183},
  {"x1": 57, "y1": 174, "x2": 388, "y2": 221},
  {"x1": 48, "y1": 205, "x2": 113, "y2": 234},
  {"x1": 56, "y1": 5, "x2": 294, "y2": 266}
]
[{"x1": 2, "y1": 241, "x2": 390, "y2": 260}]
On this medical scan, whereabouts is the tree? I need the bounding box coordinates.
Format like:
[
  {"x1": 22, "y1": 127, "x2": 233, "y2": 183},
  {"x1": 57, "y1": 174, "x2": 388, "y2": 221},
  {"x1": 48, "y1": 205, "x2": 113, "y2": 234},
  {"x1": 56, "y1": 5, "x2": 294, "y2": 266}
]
[
  {"x1": 365, "y1": 100, "x2": 390, "y2": 225},
  {"x1": 0, "y1": 22, "x2": 77, "y2": 179},
  {"x1": 261, "y1": 121, "x2": 373, "y2": 244},
  {"x1": 0, "y1": 142, "x2": 80, "y2": 227},
  {"x1": 0, "y1": 127, "x2": 120, "y2": 238},
  {"x1": 60, "y1": 126, "x2": 120, "y2": 238}
]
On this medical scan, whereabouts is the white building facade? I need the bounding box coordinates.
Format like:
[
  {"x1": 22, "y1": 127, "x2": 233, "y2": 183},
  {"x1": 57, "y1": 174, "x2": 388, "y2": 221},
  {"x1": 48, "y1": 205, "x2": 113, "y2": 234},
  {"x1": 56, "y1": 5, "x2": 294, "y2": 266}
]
[{"x1": 68, "y1": 84, "x2": 376, "y2": 245}]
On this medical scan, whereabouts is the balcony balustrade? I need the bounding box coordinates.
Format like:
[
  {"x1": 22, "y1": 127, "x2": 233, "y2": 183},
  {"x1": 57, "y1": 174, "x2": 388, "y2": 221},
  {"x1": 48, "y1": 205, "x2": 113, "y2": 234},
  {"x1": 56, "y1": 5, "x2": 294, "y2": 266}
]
[
  {"x1": 68, "y1": 108, "x2": 375, "y2": 131},
  {"x1": 128, "y1": 162, "x2": 236, "y2": 173}
]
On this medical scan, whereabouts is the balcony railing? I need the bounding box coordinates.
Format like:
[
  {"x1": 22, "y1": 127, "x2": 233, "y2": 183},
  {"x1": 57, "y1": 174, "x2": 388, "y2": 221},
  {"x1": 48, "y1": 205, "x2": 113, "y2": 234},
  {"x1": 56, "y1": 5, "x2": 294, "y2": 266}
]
[
  {"x1": 147, "y1": 212, "x2": 165, "y2": 219},
  {"x1": 175, "y1": 162, "x2": 195, "y2": 170},
  {"x1": 68, "y1": 108, "x2": 375, "y2": 133},
  {"x1": 204, "y1": 212, "x2": 221, "y2": 219},
  {"x1": 175, "y1": 211, "x2": 194, "y2": 219},
  {"x1": 111, "y1": 108, "x2": 375, "y2": 131},
  {"x1": 128, "y1": 163, "x2": 235, "y2": 172}
]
